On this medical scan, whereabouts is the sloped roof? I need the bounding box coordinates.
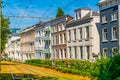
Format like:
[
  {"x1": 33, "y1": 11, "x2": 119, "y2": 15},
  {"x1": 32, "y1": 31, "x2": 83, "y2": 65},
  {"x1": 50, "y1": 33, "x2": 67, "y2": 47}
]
[{"x1": 66, "y1": 11, "x2": 99, "y2": 28}]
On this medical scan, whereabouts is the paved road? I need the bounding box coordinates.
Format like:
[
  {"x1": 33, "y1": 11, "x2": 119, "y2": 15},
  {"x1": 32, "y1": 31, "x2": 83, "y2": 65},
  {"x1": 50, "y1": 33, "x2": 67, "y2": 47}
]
[{"x1": 0, "y1": 61, "x2": 90, "y2": 80}]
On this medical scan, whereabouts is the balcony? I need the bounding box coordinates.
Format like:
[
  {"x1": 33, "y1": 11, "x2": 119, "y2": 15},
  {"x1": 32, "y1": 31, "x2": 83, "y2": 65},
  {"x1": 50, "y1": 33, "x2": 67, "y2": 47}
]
[
  {"x1": 44, "y1": 27, "x2": 50, "y2": 31},
  {"x1": 42, "y1": 49, "x2": 50, "y2": 53},
  {"x1": 42, "y1": 36, "x2": 50, "y2": 40}
]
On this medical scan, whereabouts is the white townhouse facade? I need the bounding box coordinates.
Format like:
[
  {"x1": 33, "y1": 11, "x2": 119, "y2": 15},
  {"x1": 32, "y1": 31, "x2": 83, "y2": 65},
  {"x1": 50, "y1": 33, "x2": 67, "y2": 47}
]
[
  {"x1": 66, "y1": 8, "x2": 100, "y2": 61},
  {"x1": 35, "y1": 21, "x2": 51, "y2": 59},
  {"x1": 5, "y1": 34, "x2": 22, "y2": 61},
  {"x1": 35, "y1": 22, "x2": 45, "y2": 59},
  {"x1": 20, "y1": 26, "x2": 35, "y2": 62}
]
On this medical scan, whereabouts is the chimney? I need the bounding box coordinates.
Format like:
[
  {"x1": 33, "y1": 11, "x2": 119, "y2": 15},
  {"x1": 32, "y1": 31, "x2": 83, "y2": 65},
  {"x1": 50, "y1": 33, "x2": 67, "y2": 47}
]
[{"x1": 39, "y1": 21, "x2": 44, "y2": 25}]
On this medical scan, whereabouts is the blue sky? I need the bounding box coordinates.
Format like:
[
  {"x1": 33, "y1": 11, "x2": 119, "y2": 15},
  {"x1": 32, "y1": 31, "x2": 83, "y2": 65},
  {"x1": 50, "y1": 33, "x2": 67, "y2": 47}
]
[{"x1": 2, "y1": 0, "x2": 99, "y2": 29}]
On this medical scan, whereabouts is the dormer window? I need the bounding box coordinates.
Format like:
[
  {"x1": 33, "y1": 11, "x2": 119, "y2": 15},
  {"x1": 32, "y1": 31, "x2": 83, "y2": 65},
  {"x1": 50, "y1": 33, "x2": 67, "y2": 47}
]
[{"x1": 76, "y1": 13, "x2": 78, "y2": 20}]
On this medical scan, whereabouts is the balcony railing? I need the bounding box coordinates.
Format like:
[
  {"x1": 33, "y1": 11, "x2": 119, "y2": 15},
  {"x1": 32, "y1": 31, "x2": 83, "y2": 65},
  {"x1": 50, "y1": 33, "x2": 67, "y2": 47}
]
[
  {"x1": 42, "y1": 36, "x2": 50, "y2": 40},
  {"x1": 42, "y1": 49, "x2": 50, "y2": 53}
]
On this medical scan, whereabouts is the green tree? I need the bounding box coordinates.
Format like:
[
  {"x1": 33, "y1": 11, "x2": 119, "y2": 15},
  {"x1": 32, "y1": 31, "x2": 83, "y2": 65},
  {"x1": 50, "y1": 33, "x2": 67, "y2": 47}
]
[
  {"x1": 0, "y1": 1, "x2": 11, "y2": 53},
  {"x1": 56, "y1": 8, "x2": 64, "y2": 18},
  {"x1": 1, "y1": 17, "x2": 11, "y2": 52}
]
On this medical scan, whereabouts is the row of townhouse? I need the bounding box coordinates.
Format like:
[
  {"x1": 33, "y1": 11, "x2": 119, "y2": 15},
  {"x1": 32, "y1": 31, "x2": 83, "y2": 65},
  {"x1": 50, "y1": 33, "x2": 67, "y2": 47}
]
[
  {"x1": 20, "y1": 8, "x2": 100, "y2": 62},
  {"x1": 5, "y1": 0, "x2": 120, "y2": 62}
]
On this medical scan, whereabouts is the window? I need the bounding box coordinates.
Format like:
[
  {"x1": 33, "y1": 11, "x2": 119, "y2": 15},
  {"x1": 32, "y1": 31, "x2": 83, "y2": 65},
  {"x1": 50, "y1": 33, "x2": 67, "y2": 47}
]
[
  {"x1": 56, "y1": 35, "x2": 58, "y2": 44},
  {"x1": 60, "y1": 49, "x2": 63, "y2": 59},
  {"x1": 102, "y1": 28, "x2": 108, "y2": 41},
  {"x1": 112, "y1": 47, "x2": 118, "y2": 56},
  {"x1": 74, "y1": 29, "x2": 76, "y2": 40},
  {"x1": 79, "y1": 28, "x2": 82, "y2": 40},
  {"x1": 80, "y1": 47, "x2": 83, "y2": 59},
  {"x1": 111, "y1": 12, "x2": 117, "y2": 21},
  {"x1": 102, "y1": 15, "x2": 107, "y2": 23},
  {"x1": 86, "y1": 26, "x2": 89, "y2": 39},
  {"x1": 64, "y1": 33, "x2": 66, "y2": 43},
  {"x1": 86, "y1": 46, "x2": 90, "y2": 59},
  {"x1": 76, "y1": 13, "x2": 78, "y2": 20},
  {"x1": 69, "y1": 47, "x2": 72, "y2": 58},
  {"x1": 103, "y1": 48, "x2": 107, "y2": 57},
  {"x1": 69, "y1": 30, "x2": 71, "y2": 41},
  {"x1": 112, "y1": 26, "x2": 117, "y2": 40},
  {"x1": 64, "y1": 49, "x2": 66, "y2": 58},
  {"x1": 74, "y1": 46, "x2": 77, "y2": 59},
  {"x1": 60, "y1": 34, "x2": 63, "y2": 44},
  {"x1": 39, "y1": 52, "x2": 41, "y2": 56}
]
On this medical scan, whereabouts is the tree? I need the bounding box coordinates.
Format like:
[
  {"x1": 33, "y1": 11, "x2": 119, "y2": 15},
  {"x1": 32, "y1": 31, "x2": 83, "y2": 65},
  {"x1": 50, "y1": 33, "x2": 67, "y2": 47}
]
[
  {"x1": 1, "y1": 17, "x2": 11, "y2": 52},
  {"x1": 56, "y1": 8, "x2": 64, "y2": 18},
  {"x1": 0, "y1": 1, "x2": 11, "y2": 53}
]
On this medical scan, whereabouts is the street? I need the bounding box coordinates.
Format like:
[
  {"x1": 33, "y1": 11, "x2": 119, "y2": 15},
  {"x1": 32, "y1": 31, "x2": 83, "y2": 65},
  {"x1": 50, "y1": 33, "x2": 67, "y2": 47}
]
[{"x1": 0, "y1": 61, "x2": 90, "y2": 80}]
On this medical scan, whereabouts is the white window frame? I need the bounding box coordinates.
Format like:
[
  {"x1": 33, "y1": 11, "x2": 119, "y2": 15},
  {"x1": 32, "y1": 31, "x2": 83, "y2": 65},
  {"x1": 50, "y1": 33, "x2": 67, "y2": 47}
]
[
  {"x1": 101, "y1": 15, "x2": 107, "y2": 24},
  {"x1": 112, "y1": 47, "x2": 118, "y2": 56},
  {"x1": 103, "y1": 48, "x2": 107, "y2": 58},
  {"x1": 111, "y1": 12, "x2": 117, "y2": 21},
  {"x1": 102, "y1": 28, "x2": 108, "y2": 41},
  {"x1": 112, "y1": 26, "x2": 117, "y2": 40}
]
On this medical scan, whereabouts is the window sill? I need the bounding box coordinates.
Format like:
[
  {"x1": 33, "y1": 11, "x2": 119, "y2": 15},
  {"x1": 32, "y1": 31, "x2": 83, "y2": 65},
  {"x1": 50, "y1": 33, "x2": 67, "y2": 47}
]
[
  {"x1": 85, "y1": 38, "x2": 90, "y2": 41},
  {"x1": 111, "y1": 39, "x2": 118, "y2": 42},
  {"x1": 101, "y1": 40, "x2": 108, "y2": 43},
  {"x1": 101, "y1": 22, "x2": 107, "y2": 25},
  {"x1": 111, "y1": 19, "x2": 117, "y2": 23}
]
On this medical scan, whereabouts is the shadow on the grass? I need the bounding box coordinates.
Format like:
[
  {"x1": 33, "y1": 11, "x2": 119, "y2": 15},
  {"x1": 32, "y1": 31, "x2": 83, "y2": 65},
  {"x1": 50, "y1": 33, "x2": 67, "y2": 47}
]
[{"x1": 0, "y1": 73, "x2": 58, "y2": 80}]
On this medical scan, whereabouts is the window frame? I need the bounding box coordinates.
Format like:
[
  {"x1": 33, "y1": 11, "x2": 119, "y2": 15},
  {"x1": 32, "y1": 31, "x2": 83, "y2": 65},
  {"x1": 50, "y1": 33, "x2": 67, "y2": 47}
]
[
  {"x1": 111, "y1": 26, "x2": 117, "y2": 40},
  {"x1": 102, "y1": 28, "x2": 108, "y2": 41},
  {"x1": 103, "y1": 48, "x2": 108, "y2": 58}
]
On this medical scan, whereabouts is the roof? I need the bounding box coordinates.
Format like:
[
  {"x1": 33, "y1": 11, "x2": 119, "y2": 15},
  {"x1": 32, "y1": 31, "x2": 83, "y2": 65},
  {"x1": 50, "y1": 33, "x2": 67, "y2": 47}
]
[
  {"x1": 20, "y1": 26, "x2": 35, "y2": 33},
  {"x1": 66, "y1": 11, "x2": 99, "y2": 28},
  {"x1": 82, "y1": 11, "x2": 99, "y2": 19},
  {"x1": 51, "y1": 15, "x2": 72, "y2": 22},
  {"x1": 74, "y1": 8, "x2": 90, "y2": 12}
]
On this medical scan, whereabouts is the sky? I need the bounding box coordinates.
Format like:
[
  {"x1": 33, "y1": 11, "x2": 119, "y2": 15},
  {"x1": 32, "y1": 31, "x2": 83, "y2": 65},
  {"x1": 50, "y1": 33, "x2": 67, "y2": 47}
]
[{"x1": 2, "y1": 0, "x2": 99, "y2": 29}]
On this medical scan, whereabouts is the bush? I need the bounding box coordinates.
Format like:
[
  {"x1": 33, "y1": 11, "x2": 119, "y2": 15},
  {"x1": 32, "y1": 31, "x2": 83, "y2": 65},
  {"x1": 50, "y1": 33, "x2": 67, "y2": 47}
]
[{"x1": 25, "y1": 55, "x2": 120, "y2": 79}]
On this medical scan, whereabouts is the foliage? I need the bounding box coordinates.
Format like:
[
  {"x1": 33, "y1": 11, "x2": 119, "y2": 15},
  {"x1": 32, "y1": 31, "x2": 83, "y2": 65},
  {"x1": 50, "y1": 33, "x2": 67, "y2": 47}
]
[
  {"x1": 25, "y1": 55, "x2": 120, "y2": 79},
  {"x1": 25, "y1": 59, "x2": 52, "y2": 68},
  {"x1": 56, "y1": 8, "x2": 64, "y2": 18},
  {"x1": 1, "y1": 16, "x2": 11, "y2": 52}
]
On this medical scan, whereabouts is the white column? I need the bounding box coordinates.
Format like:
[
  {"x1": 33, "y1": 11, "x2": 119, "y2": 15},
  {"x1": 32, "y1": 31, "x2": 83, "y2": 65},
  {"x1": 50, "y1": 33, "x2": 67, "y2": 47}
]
[
  {"x1": 71, "y1": 30, "x2": 74, "y2": 41},
  {"x1": 59, "y1": 49, "x2": 61, "y2": 59},
  {"x1": 76, "y1": 29, "x2": 80, "y2": 40},
  {"x1": 63, "y1": 34, "x2": 64, "y2": 44},
  {"x1": 66, "y1": 30, "x2": 69, "y2": 41}
]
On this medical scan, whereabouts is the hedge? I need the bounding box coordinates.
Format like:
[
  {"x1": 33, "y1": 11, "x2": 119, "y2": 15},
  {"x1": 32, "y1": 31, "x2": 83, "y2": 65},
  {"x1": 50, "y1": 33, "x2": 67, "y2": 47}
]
[{"x1": 25, "y1": 55, "x2": 120, "y2": 80}]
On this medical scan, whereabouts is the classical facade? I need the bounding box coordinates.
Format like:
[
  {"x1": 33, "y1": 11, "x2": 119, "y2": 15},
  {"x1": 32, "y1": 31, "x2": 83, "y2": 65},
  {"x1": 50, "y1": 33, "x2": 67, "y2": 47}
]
[
  {"x1": 51, "y1": 15, "x2": 72, "y2": 60},
  {"x1": 42, "y1": 22, "x2": 51, "y2": 59},
  {"x1": 20, "y1": 26, "x2": 35, "y2": 61},
  {"x1": 98, "y1": 0, "x2": 120, "y2": 57},
  {"x1": 66, "y1": 8, "x2": 100, "y2": 61},
  {"x1": 5, "y1": 34, "x2": 21, "y2": 61},
  {"x1": 35, "y1": 22, "x2": 45, "y2": 59}
]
